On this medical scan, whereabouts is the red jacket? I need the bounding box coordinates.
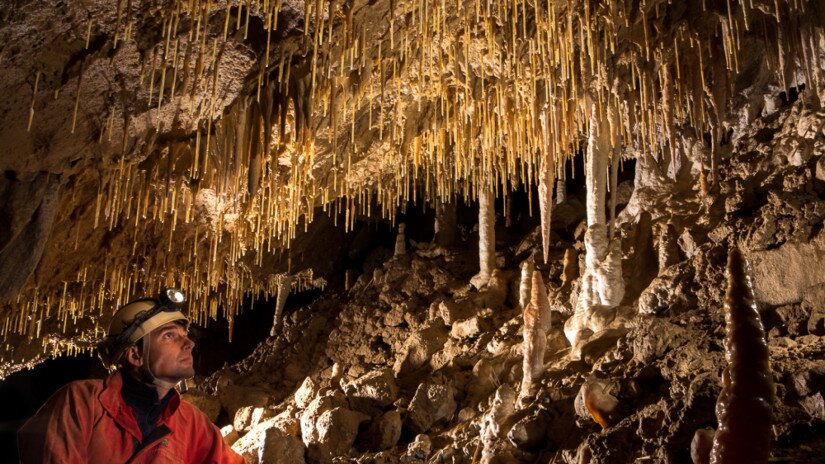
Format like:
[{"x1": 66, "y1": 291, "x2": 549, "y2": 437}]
[{"x1": 18, "y1": 371, "x2": 244, "y2": 464}]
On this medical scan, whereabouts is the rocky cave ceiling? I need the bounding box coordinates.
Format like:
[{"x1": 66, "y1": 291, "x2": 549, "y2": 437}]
[{"x1": 0, "y1": 0, "x2": 823, "y2": 375}]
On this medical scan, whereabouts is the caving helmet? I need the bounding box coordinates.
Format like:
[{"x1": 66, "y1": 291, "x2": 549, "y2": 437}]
[{"x1": 98, "y1": 288, "x2": 189, "y2": 371}]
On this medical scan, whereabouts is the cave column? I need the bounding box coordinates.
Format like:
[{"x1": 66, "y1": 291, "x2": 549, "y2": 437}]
[{"x1": 564, "y1": 102, "x2": 625, "y2": 355}]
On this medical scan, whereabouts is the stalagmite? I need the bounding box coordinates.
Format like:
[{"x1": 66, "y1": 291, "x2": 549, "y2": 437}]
[
  {"x1": 270, "y1": 274, "x2": 293, "y2": 336},
  {"x1": 518, "y1": 260, "x2": 534, "y2": 309},
  {"x1": 480, "y1": 385, "x2": 515, "y2": 463},
  {"x1": 710, "y1": 248, "x2": 774, "y2": 464},
  {"x1": 555, "y1": 170, "x2": 567, "y2": 205},
  {"x1": 471, "y1": 186, "x2": 495, "y2": 289},
  {"x1": 394, "y1": 223, "x2": 406, "y2": 257},
  {"x1": 519, "y1": 271, "x2": 551, "y2": 405}
]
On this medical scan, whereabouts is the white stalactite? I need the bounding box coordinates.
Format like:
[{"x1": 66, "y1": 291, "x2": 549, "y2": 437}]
[
  {"x1": 472, "y1": 186, "x2": 496, "y2": 288},
  {"x1": 519, "y1": 271, "x2": 552, "y2": 405},
  {"x1": 539, "y1": 111, "x2": 555, "y2": 264},
  {"x1": 270, "y1": 274, "x2": 293, "y2": 336}
]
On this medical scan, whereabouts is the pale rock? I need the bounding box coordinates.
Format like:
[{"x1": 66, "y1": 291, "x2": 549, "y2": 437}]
[
  {"x1": 437, "y1": 300, "x2": 461, "y2": 325},
  {"x1": 307, "y1": 407, "x2": 370, "y2": 462},
  {"x1": 300, "y1": 391, "x2": 348, "y2": 446},
  {"x1": 294, "y1": 377, "x2": 317, "y2": 409},
  {"x1": 406, "y1": 383, "x2": 457, "y2": 433},
  {"x1": 234, "y1": 406, "x2": 273, "y2": 433},
  {"x1": 747, "y1": 233, "x2": 825, "y2": 305},
  {"x1": 800, "y1": 393, "x2": 825, "y2": 421},
  {"x1": 272, "y1": 405, "x2": 301, "y2": 437},
  {"x1": 384, "y1": 303, "x2": 406, "y2": 327},
  {"x1": 393, "y1": 322, "x2": 449, "y2": 377},
  {"x1": 342, "y1": 369, "x2": 399, "y2": 415},
  {"x1": 816, "y1": 156, "x2": 825, "y2": 182},
  {"x1": 260, "y1": 428, "x2": 306, "y2": 464},
  {"x1": 232, "y1": 417, "x2": 304, "y2": 463},
  {"x1": 481, "y1": 385, "x2": 516, "y2": 461},
  {"x1": 450, "y1": 316, "x2": 481, "y2": 339}
]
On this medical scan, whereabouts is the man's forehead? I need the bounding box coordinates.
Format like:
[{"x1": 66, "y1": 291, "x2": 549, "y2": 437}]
[{"x1": 153, "y1": 321, "x2": 188, "y2": 333}]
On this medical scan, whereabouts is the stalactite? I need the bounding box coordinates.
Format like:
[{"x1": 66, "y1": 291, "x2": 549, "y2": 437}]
[
  {"x1": 538, "y1": 113, "x2": 555, "y2": 264},
  {"x1": 710, "y1": 248, "x2": 774, "y2": 464},
  {"x1": 519, "y1": 271, "x2": 551, "y2": 405}
]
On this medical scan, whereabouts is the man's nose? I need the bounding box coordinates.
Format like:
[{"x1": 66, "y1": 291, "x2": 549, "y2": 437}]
[{"x1": 182, "y1": 336, "x2": 194, "y2": 351}]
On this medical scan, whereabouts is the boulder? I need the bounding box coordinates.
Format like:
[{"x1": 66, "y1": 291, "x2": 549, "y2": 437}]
[
  {"x1": 747, "y1": 233, "x2": 825, "y2": 305},
  {"x1": 450, "y1": 316, "x2": 482, "y2": 339},
  {"x1": 393, "y1": 322, "x2": 449, "y2": 377},
  {"x1": 260, "y1": 428, "x2": 306, "y2": 464},
  {"x1": 342, "y1": 369, "x2": 399, "y2": 415},
  {"x1": 364, "y1": 410, "x2": 402, "y2": 451},
  {"x1": 308, "y1": 407, "x2": 370, "y2": 461},
  {"x1": 300, "y1": 391, "x2": 349, "y2": 446},
  {"x1": 406, "y1": 383, "x2": 457, "y2": 433},
  {"x1": 294, "y1": 377, "x2": 318, "y2": 409}
]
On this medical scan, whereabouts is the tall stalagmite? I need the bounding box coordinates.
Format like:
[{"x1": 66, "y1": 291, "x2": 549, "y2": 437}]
[
  {"x1": 710, "y1": 248, "x2": 774, "y2": 464},
  {"x1": 472, "y1": 187, "x2": 496, "y2": 288}
]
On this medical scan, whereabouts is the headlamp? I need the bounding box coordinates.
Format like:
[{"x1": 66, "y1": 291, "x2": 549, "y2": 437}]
[{"x1": 114, "y1": 288, "x2": 187, "y2": 345}]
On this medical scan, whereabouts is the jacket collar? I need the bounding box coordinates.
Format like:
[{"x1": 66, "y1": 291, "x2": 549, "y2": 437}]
[{"x1": 99, "y1": 371, "x2": 182, "y2": 441}]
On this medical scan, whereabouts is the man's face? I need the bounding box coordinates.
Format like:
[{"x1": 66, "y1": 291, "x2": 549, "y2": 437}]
[{"x1": 145, "y1": 321, "x2": 195, "y2": 382}]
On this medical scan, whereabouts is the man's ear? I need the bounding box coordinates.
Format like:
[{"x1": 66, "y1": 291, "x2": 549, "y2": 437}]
[{"x1": 123, "y1": 345, "x2": 144, "y2": 369}]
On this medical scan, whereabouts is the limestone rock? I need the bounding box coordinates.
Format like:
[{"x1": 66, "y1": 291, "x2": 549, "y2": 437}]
[
  {"x1": 690, "y1": 428, "x2": 715, "y2": 464},
  {"x1": 307, "y1": 406, "x2": 370, "y2": 462},
  {"x1": 300, "y1": 391, "x2": 349, "y2": 446},
  {"x1": 294, "y1": 377, "x2": 318, "y2": 409},
  {"x1": 393, "y1": 322, "x2": 449, "y2": 377},
  {"x1": 182, "y1": 389, "x2": 221, "y2": 423},
  {"x1": 406, "y1": 383, "x2": 457, "y2": 434},
  {"x1": 342, "y1": 369, "x2": 399, "y2": 415},
  {"x1": 747, "y1": 233, "x2": 825, "y2": 305},
  {"x1": 260, "y1": 428, "x2": 306, "y2": 464},
  {"x1": 232, "y1": 416, "x2": 304, "y2": 463},
  {"x1": 364, "y1": 410, "x2": 402, "y2": 451},
  {"x1": 507, "y1": 410, "x2": 549, "y2": 450},
  {"x1": 450, "y1": 316, "x2": 482, "y2": 339},
  {"x1": 401, "y1": 434, "x2": 432, "y2": 463}
]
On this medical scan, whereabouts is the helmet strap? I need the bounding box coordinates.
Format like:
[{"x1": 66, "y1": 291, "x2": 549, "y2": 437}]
[{"x1": 139, "y1": 337, "x2": 179, "y2": 391}]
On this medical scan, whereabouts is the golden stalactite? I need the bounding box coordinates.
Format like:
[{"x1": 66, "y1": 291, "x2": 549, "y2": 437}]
[{"x1": 3, "y1": 0, "x2": 823, "y2": 357}]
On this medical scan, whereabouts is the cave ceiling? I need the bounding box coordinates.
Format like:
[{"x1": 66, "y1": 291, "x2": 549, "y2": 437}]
[{"x1": 0, "y1": 0, "x2": 822, "y2": 374}]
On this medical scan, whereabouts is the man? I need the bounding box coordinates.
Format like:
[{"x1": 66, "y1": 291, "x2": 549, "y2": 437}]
[{"x1": 18, "y1": 288, "x2": 244, "y2": 463}]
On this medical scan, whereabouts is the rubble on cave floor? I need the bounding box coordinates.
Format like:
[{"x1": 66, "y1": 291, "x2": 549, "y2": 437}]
[{"x1": 185, "y1": 103, "x2": 825, "y2": 464}]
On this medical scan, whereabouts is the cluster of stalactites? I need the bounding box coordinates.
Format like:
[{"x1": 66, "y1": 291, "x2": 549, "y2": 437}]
[{"x1": 7, "y1": 0, "x2": 823, "y2": 347}]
